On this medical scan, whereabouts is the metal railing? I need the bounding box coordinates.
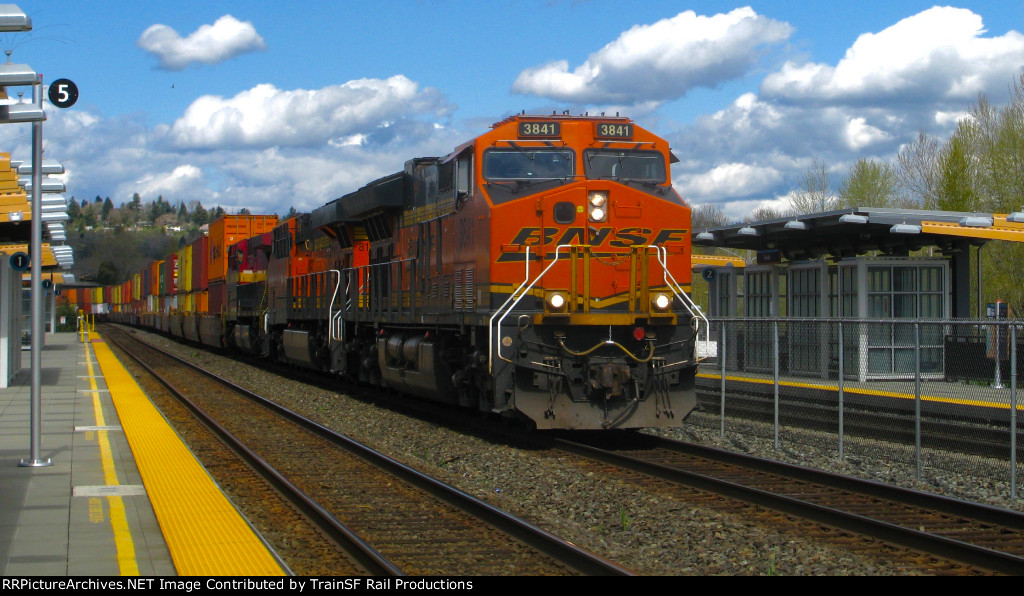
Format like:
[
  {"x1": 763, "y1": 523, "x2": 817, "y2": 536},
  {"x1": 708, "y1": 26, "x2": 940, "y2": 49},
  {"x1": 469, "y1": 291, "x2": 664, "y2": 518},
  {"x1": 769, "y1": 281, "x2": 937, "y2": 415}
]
[{"x1": 695, "y1": 317, "x2": 1023, "y2": 502}]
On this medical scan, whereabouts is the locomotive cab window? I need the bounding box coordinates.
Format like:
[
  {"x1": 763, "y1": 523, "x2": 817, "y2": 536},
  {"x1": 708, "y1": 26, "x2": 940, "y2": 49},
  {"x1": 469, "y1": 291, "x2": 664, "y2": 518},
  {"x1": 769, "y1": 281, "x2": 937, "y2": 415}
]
[
  {"x1": 483, "y1": 148, "x2": 574, "y2": 182},
  {"x1": 583, "y1": 149, "x2": 666, "y2": 184}
]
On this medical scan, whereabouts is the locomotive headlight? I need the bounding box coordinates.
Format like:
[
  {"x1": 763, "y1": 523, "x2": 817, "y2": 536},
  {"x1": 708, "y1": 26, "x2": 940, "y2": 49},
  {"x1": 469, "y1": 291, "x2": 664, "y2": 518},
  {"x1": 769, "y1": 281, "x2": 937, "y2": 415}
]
[
  {"x1": 652, "y1": 292, "x2": 672, "y2": 311},
  {"x1": 588, "y1": 191, "x2": 608, "y2": 222},
  {"x1": 546, "y1": 291, "x2": 568, "y2": 312}
]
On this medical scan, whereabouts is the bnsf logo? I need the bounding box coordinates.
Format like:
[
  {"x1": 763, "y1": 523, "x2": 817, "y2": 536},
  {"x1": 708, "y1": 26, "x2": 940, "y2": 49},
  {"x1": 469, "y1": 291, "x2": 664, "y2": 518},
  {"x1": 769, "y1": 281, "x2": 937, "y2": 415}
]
[
  {"x1": 499, "y1": 227, "x2": 688, "y2": 261},
  {"x1": 508, "y1": 227, "x2": 687, "y2": 247}
]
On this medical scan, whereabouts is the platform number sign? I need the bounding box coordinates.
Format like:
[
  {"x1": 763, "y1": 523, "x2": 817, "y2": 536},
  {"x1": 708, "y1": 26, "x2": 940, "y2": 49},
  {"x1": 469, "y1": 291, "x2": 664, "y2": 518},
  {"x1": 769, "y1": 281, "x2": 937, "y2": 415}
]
[
  {"x1": 9, "y1": 252, "x2": 29, "y2": 271},
  {"x1": 47, "y1": 79, "x2": 78, "y2": 109}
]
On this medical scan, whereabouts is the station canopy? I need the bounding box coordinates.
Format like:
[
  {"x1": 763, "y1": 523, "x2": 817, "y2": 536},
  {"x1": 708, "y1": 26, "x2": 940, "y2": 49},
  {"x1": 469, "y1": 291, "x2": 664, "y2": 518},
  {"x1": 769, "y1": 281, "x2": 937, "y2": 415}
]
[{"x1": 692, "y1": 207, "x2": 1024, "y2": 261}]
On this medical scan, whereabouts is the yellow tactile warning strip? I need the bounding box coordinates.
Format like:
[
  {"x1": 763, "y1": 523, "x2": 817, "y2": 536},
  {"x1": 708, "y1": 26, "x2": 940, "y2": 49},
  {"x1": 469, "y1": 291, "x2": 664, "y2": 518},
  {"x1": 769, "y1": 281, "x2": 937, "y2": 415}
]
[
  {"x1": 83, "y1": 340, "x2": 140, "y2": 575},
  {"x1": 91, "y1": 337, "x2": 286, "y2": 576}
]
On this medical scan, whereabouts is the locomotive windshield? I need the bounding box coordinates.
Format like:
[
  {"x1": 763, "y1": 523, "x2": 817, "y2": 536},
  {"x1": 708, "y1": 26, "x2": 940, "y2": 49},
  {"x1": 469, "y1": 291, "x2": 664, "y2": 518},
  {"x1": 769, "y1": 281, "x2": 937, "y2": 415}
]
[
  {"x1": 583, "y1": 149, "x2": 667, "y2": 184},
  {"x1": 483, "y1": 148, "x2": 574, "y2": 181}
]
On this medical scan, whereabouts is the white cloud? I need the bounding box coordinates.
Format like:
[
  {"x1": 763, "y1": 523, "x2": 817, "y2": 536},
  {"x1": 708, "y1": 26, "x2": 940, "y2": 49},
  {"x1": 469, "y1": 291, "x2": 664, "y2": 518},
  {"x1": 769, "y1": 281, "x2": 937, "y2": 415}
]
[
  {"x1": 137, "y1": 15, "x2": 266, "y2": 71},
  {"x1": 675, "y1": 162, "x2": 783, "y2": 202},
  {"x1": 512, "y1": 7, "x2": 792, "y2": 105},
  {"x1": 843, "y1": 117, "x2": 888, "y2": 150},
  {"x1": 761, "y1": 6, "x2": 1024, "y2": 105},
  {"x1": 165, "y1": 76, "x2": 453, "y2": 149},
  {"x1": 131, "y1": 165, "x2": 205, "y2": 200}
]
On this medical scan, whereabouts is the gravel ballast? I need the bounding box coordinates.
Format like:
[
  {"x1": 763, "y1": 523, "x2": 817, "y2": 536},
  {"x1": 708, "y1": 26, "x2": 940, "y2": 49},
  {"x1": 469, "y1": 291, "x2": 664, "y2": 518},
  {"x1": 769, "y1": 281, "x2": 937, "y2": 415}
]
[{"x1": 126, "y1": 329, "x2": 1022, "y2": 575}]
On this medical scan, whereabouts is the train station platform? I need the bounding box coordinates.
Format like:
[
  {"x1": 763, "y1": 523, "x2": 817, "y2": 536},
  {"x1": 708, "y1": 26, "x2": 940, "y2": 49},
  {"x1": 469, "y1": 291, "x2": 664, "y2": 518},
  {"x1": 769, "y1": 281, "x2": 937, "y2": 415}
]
[{"x1": 0, "y1": 331, "x2": 287, "y2": 576}]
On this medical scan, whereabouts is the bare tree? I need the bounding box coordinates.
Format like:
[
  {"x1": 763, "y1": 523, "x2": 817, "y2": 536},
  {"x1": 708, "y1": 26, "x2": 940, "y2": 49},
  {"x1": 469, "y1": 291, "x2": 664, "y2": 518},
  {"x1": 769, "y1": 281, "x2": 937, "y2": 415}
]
[
  {"x1": 896, "y1": 130, "x2": 942, "y2": 209},
  {"x1": 691, "y1": 203, "x2": 729, "y2": 229},
  {"x1": 789, "y1": 159, "x2": 837, "y2": 214}
]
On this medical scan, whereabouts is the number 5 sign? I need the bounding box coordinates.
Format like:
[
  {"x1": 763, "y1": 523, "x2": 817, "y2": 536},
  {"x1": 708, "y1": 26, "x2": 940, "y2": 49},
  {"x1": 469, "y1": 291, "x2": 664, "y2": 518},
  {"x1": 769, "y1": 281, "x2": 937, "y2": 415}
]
[{"x1": 47, "y1": 78, "x2": 78, "y2": 109}]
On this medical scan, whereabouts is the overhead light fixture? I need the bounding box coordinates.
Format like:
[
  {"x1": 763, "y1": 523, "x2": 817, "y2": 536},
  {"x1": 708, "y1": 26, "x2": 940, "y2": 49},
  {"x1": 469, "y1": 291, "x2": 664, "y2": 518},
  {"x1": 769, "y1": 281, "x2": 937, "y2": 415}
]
[
  {"x1": 39, "y1": 212, "x2": 68, "y2": 222},
  {"x1": 890, "y1": 223, "x2": 921, "y2": 234},
  {"x1": 695, "y1": 231, "x2": 716, "y2": 242},
  {"x1": 839, "y1": 214, "x2": 868, "y2": 224},
  {"x1": 0, "y1": 103, "x2": 44, "y2": 123},
  {"x1": 1006, "y1": 212, "x2": 1024, "y2": 223},
  {"x1": 16, "y1": 162, "x2": 64, "y2": 175},
  {"x1": 738, "y1": 226, "x2": 759, "y2": 236},
  {"x1": 8, "y1": 210, "x2": 23, "y2": 221},
  {"x1": 0, "y1": 5, "x2": 31, "y2": 32},
  {"x1": 20, "y1": 178, "x2": 66, "y2": 193},
  {"x1": 784, "y1": 220, "x2": 808, "y2": 230},
  {"x1": 0, "y1": 63, "x2": 37, "y2": 86}
]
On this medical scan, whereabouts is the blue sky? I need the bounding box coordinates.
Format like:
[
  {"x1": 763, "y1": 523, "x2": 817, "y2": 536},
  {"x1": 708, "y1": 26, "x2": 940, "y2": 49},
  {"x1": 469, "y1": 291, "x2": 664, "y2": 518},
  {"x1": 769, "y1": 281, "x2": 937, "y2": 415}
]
[{"x1": 1, "y1": 1, "x2": 1021, "y2": 222}]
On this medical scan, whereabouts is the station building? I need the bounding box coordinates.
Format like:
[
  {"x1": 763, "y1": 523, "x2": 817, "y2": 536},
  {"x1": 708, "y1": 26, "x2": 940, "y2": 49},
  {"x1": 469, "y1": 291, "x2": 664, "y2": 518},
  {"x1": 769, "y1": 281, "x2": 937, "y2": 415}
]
[{"x1": 691, "y1": 207, "x2": 1024, "y2": 382}]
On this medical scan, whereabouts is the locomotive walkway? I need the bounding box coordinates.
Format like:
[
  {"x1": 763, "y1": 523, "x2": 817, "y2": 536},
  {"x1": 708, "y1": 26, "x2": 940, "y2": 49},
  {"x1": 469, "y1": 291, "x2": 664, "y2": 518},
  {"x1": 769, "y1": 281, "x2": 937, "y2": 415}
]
[{"x1": 0, "y1": 331, "x2": 285, "y2": 576}]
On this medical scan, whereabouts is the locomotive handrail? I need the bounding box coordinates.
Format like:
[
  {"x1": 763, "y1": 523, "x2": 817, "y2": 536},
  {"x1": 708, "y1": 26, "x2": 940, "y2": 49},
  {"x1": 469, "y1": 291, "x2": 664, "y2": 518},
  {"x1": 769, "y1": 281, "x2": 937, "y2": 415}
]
[
  {"x1": 650, "y1": 245, "x2": 711, "y2": 356},
  {"x1": 327, "y1": 269, "x2": 342, "y2": 341},
  {"x1": 489, "y1": 244, "x2": 573, "y2": 372}
]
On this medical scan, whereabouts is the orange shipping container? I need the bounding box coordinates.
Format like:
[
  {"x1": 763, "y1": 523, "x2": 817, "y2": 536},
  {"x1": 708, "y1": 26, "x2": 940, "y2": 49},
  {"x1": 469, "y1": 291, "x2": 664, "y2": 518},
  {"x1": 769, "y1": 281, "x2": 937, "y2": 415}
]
[
  {"x1": 208, "y1": 214, "x2": 278, "y2": 282},
  {"x1": 193, "y1": 290, "x2": 209, "y2": 314},
  {"x1": 148, "y1": 260, "x2": 162, "y2": 297}
]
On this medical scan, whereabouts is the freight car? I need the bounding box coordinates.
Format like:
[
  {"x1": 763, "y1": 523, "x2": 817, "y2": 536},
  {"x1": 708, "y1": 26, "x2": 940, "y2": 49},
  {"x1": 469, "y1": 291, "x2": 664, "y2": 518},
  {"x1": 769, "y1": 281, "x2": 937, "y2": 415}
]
[{"x1": 107, "y1": 114, "x2": 709, "y2": 430}]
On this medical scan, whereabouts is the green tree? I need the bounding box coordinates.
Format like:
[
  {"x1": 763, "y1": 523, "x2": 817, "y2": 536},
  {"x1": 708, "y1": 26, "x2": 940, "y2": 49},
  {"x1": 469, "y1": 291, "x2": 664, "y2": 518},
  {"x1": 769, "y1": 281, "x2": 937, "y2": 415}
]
[
  {"x1": 101, "y1": 197, "x2": 114, "y2": 221},
  {"x1": 935, "y1": 132, "x2": 978, "y2": 212},
  {"x1": 838, "y1": 159, "x2": 902, "y2": 208}
]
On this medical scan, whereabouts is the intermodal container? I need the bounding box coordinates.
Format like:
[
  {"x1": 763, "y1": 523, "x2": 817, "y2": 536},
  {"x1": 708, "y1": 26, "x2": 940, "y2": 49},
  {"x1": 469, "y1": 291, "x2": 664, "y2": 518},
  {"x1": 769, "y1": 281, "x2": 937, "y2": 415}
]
[
  {"x1": 163, "y1": 253, "x2": 178, "y2": 296},
  {"x1": 246, "y1": 232, "x2": 273, "y2": 271},
  {"x1": 132, "y1": 274, "x2": 142, "y2": 301},
  {"x1": 208, "y1": 214, "x2": 278, "y2": 282},
  {"x1": 191, "y1": 235, "x2": 209, "y2": 291},
  {"x1": 208, "y1": 279, "x2": 226, "y2": 315},
  {"x1": 177, "y1": 244, "x2": 193, "y2": 294},
  {"x1": 148, "y1": 261, "x2": 162, "y2": 297},
  {"x1": 193, "y1": 290, "x2": 209, "y2": 315}
]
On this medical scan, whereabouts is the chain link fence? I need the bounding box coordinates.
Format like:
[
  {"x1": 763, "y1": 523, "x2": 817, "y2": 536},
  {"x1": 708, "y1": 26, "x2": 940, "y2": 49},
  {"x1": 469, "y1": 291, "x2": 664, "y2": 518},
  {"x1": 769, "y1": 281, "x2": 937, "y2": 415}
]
[{"x1": 692, "y1": 317, "x2": 1023, "y2": 502}]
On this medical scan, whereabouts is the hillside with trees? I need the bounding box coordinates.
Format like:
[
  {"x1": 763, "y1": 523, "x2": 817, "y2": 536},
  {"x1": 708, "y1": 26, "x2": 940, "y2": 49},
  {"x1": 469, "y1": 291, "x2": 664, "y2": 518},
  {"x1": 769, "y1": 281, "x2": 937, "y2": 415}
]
[{"x1": 63, "y1": 192, "x2": 270, "y2": 285}]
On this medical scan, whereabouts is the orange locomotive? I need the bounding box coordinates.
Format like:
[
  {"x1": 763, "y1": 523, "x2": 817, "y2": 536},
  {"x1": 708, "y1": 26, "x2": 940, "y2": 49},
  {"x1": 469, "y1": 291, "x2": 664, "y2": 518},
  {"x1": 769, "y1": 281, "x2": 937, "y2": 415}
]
[
  {"x1": 105, "y1": 114, "x2": 707, "y2": 431},
  {"x1": 285, "y1": 113, "x2": 707, "y2": 429}
]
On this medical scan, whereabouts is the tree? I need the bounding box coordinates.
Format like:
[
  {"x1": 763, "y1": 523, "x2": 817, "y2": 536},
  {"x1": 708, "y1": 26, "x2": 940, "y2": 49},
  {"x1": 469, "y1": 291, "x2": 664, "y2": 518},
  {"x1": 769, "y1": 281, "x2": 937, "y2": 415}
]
[
  {"x1": 837, "y1": 159, "x2": 901, "y2": 208},
  {"x1": 101, "y1": 197, "x2": 114, "y2": 221},
  {"x1": 789, "y1": 159, "x2": 837, "y2": 214},
  {"x1": 896, "y1": 130, "x2": 942, "y2": 209},
  {"x1": 935, "y1": 132, "x2": 978, "y2": 212},
  {"x1": 691, "y1": 203, "x2": 729, "y2": 230},
  {"x1": 191, "y1": 202, "x2": 209, "y2": 226},
  {"x1": 66, "y1": 197, "x2": 81, "y2": 223},
  {"x1": 95, "y1": 260, "x2": 122, "y2": 285}
]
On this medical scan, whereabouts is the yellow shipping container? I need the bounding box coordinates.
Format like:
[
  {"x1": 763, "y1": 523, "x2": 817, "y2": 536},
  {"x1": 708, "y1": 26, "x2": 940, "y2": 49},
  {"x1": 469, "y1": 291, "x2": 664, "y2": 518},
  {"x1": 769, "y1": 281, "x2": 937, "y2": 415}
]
[
  {"x1": 178, "y1": 245, "x2": 193, "y2": 293},
  {"x1": 133, "y1": 273, "x2": 142, "y2": 301}
]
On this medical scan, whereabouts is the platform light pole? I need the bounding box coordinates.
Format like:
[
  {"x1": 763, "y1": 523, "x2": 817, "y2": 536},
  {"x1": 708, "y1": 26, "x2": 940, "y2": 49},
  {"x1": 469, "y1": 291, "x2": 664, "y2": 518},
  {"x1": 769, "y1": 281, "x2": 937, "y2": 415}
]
[{"x1": 0, "y1": 4, "x2": 52, "y2": 467}]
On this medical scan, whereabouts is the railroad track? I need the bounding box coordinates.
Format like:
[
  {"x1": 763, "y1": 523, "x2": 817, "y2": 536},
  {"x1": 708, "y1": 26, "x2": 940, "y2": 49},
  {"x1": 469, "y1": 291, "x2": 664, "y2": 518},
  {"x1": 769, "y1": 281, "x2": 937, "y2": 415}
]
[
  {"x1": 695, "y1": 386, "x2": 1024, "y2": 460},
  {"x1": 554, "y1": 431, "x2": 1024, "y2": 575},
  {"x1": 102, "y1": 325, "x2": 632, "y2": 576}
]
